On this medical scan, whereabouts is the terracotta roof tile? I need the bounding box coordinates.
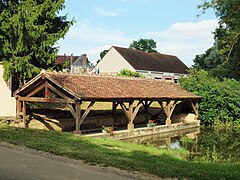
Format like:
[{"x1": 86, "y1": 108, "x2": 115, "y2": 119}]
[{"x1": 44, "y1": 72, "x2": 201, "y2": 100}]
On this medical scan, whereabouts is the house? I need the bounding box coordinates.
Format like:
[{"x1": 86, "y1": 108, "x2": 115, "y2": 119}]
[
  {"x1": 0, "y1": 62, "x2": 16, "y2": 118},
  {"x1": 55, "y1": 54, "x2": 93, "y2": 74},
  {"x1": 94, "y1": 46, "x2": 189, "y2": 81},
  {"x1": 70, "y1": 54, "x2": 93, "y2": 74}
]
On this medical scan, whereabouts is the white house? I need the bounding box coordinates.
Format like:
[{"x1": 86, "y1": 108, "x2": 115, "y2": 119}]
[
  {"x1": 0, "y1": 62, "x2": 16, "y2": 118},
  {"x1": 94, "y1": 46, "x2": 189, "y2": 81}
]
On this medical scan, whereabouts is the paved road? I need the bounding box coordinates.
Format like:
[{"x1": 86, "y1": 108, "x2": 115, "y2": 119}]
[{"x1": 0, "y1": 143, "x2": 150, "y2": 180}]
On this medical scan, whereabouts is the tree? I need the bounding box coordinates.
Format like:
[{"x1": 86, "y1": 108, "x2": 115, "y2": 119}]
[
  {"x1": 100, "y1": 49, "x2": 108, "y2": 59},
  {"x1": 197, "y1": 0, "x2": 240, "y2": 80},
  {"x1": 0, "y1": 0, "x2": 73, "y2": 86},
  {"x1": 129, "y1": 38, "x2": 158, "y2": 53},
  {"x1": 193, "y1": 45, "x2": 224, "y2": 71}
]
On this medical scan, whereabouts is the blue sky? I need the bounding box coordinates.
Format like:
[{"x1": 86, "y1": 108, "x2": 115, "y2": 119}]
[{"x1": 57, "y1": 0, "x2": 218, "y2": 66}]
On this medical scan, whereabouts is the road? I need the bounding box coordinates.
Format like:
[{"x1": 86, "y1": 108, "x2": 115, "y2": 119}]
[{"x1": 0, "y1": 142, "x2": 157, "y2": 180}]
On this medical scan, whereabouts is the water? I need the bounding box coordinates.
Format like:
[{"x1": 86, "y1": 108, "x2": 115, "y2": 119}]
[{"x1": 122, "y1": 127, "x2": 240, "y2": 163}]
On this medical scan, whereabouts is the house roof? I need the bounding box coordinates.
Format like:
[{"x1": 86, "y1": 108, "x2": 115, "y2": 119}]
[
  {"x1": 15, "y1": 71, "x2": 201, "y2": 101},
  {"x1": 112, "y1": 46, "x2": 189, "y2": 74},
  {"x1": 55, "y1": 55, "x2": 80, "y2": 65}
]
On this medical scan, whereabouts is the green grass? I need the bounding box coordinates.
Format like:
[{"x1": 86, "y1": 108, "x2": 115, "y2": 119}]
[{"x1": 0, "y1": 123, "x2": 239, "y2": 179}]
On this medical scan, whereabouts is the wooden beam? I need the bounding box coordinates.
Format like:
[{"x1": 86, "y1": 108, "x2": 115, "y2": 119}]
[
  {"x1": 79, "y1": 101, "x2": 95, "y2": 125},
  {"x1": 17, "y1": 97, "x2": 75, "y2": 103},
  {"x1": 112, "y1": 101, "x2": 119, "y2": 114},
  {"x1": 67, "y1": 103, "x2": 77, "y2": 120},
  {"x1": 45, "y1": 81, "x2": 48, "y2": 99},
  {"x1": 27, "y1": 83, "x2": 45, "y2": 97},
  {"x1": 132, "y1": 100, "x2": 142, "y2": 121},
  {"x1": 119, "y1": 102, "x2": 131, "y2": 122},
  {"x1": 190, "y1": 100, "x2": 199, "y2": 120},
  {"x1": 47, "y1": 83, "x2": 73, "y2": 101},
  {"x1": 142, "y1": 100, "x2": 153, "y2": 109},
  {"x1": 169, "y1": 100, "x2": 177, "y2": 117}
]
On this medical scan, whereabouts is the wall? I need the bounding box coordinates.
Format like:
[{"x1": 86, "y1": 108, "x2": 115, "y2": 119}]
[
  {"x1": 95, "y1": 47, "x2": 135, "y2": 74},
  {"x1": 0, "y1": 63, "x2": 16, "y2": 117}
]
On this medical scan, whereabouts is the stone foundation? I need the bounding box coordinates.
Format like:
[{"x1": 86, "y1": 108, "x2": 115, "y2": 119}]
[{"x1": 85, "y1": 120, "x2": 200, "y2": 139}]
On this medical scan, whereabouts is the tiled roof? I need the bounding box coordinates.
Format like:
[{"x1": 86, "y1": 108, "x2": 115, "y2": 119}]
[
  {"x1": 55, "y1": 55, "x2": 80, "y2": 65},
  {"x1": 113, "y1": 46, "x2": 189, "y2": 74},
  {"x1": 40, "y1": 72, "x2": 200, "y2": 100}
]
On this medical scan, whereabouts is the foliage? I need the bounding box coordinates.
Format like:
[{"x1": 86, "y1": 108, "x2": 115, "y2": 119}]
[
  {"x1": 179, "y1": 69, "x2": 240, "y2": 124},
  {"x1": 193, "y1": 45, "x2": 224, "y2": 71},
  {"x1": 129, "y1": 38, "x2": 158, "y2": 53},
  {"x1": 100, "y1": 49, "x2": 108, "y2": 59},
  {"x1": 0, "y1": 0, "x2": 73, "y2": 85},
  {"x1": 1, "y1": 123, "x2": 240, "y2": 179},
  {"x1": 196, "y1": 0, "x2": 240, "y2": 80},
  {"x1": 117, "y1": 69, "x2": 143, "y2": 78},
  {"x1": 147, "y1": 120, "x2": 157, "y2": 127}
]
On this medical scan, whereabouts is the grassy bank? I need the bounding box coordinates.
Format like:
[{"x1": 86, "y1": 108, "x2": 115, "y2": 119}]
[{"x1": 0, "y1": 123, "x2": 239, "y2": 179}]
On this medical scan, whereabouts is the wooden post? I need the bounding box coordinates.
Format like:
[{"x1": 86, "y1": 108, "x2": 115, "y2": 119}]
[
  {"x1": 112, "y1": 102, "x2": 118, "y2": 122},
  {"x1": 190, "y1": 100, "x2": 199, "y2": 120},
  {"x1": 142, "y1": 100, "x2": 153, "y2": 121},
  {"x1": 158, "y1": 100, "x2": 177, "y2": 126},
  {"x1": 16, "y1": 100, "x2": 22, "y2": 123},
  {"x1": 120, "y1": 100, "x2": 142, "y2": 131},
  {"x1": 75, "y1": 102, "x2": 81, "y2": 134},
  {"x1": 22, "y1": 101, "x2": 27, "y2": 128},
  {"x1": 128, "y1": 101, "x2": 134, "y2": 130}
]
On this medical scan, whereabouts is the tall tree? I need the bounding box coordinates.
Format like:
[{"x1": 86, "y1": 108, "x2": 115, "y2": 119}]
[
  {"x1": 197, "y1": 0, "x2": 240, "y2": 80},
  {"x1": 0, "y1": 0, "x2": 73, "y2": 86},
  {"x1": 129, "y1": 38, "x2": 158, "y2": 53}
]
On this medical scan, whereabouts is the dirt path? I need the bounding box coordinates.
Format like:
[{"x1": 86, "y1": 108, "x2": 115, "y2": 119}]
[{"x1": 0, "y1": 142, "x2": 164, "y2": 180}]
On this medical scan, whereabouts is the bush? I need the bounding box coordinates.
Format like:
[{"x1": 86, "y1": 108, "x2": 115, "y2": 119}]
[
  {"x1": 117, "y1": 69, "x2": 143, "y2": 77},
  {"x1": 179, "y1": 69, "x2": 240, "y2": 125}
]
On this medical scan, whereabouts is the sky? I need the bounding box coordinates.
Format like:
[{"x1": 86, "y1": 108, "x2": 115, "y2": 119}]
[{"x1": 57, "y1": 0, "x2": 218, "y2": 67}]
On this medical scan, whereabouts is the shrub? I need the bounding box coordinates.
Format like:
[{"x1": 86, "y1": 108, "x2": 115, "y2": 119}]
[
  {"x1": 117, "y1": 69, "x2": 143, "y2": 77},
  {"x1": 179, "y1": 69, "x2": 240, "y2": 125}
]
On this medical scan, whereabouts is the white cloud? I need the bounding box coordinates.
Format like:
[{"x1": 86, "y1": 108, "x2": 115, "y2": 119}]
[
  {"x1": 145, "y1": 19, "x2": 218, "y2": 66},
  {"x1": 58, "y1": 19, "x2": 218, "y2": 67},
  {"x1": 57, "y1": 22, "x2": 132, "y2": 63},
  {"x1": 67, "y1": 23, "x2": 131, "y2": 44},
  {"x1": 93, "y1": 6, "x2": 126, "y2": 17}
]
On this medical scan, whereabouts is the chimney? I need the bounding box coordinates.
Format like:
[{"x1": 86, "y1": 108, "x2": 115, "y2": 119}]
[{"x1": 82, "y1": 54, "x2": 87, "y2": 68}]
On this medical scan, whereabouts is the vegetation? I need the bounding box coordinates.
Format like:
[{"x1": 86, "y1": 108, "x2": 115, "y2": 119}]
[
  {"x1": 195, "y1": 126, "x2": 240, "y2": 163},
  {"x1": 0, "y1": 123, "x2": 240, "y2": 179},
  {"x1": 195, "y1": 0, "x2": 240, "y2": 80},
  {"x1": 179, "y1": 69, "x2": 240, "y2": 125},
  {"x1": 100, "y1": 49, "x2": 109, "y2": 59},
  {"x1": 129, "y1": 38, "x2": 158, "y2": 53},
  {"x1": 117, "y1": 69, "x2": 143, "y2": 78},
  {"x1": 0, "y1": 0, "x2": 73, "y2": 86}
]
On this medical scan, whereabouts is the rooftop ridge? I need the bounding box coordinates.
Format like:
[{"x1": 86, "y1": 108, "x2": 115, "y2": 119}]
[{"x1": 44, "y1": 71, "x2": 174, "y2": 83}]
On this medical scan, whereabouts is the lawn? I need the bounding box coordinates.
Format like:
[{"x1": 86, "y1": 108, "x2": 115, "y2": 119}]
[{"x1": 0, "y1": 123, "x2": 239, "y2": 179}]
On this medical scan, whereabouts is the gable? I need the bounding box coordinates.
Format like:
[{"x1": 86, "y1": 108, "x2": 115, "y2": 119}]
[{"x1": 95, "y1": 47, "x2": 135, "y2": 73}]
